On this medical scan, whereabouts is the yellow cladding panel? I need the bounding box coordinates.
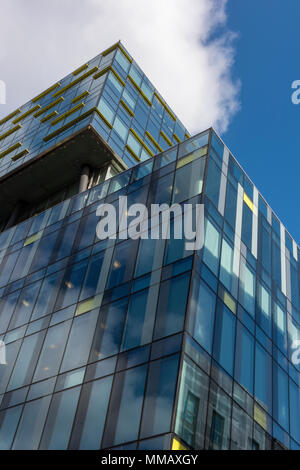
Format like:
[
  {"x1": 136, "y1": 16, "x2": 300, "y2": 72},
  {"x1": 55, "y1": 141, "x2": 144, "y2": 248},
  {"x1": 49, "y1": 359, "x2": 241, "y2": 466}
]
[
  {"x1": 130, "y1": 129, "x2": 153, "y2": 156},
  {"x1": 172, "y1": 438, "x2": 188, "y2": 451},
  {"x1": 13, "y1": 105, "x2": 41, "y2": 124},
  {"x1": 24, "y1": 230, "x2": 43, "y2": 247},
  {"x1": 34, "y1": 97, "x2": 64, "y2": 118},
  {"x1": 120, "y1": 99, "x2": 134, "y2": 117},
  {"x1": 72, "y1": 91, "x2": 90, "y2": 104},
  {"x1": 160, "y1": 130, "x2": 172, "y2": 147},
  {"x1": 173, "y1": 133, "x2": 181, "y2": 143},
  {"x1": 243, "y1": 192, "x2": 258, "y2": 215},
  {"x1": 254, "y1": 404, "x2": 267, "y2": 430},
  {"x1": 53, "y1": 67, "x2": 99, "y2": 97},
  {"x1": 11, "y1": 148, "x2": 29, "y2": 161},
  {"x1": 128, "y1": 76, "x2": 152, "y2": 107},
  {"x1": 32, "y1": 83, "x2": 60, "y2": 102},
  {"x1": 50, "y1": 102, "x2": 85, "y2": 126},
  {"x1": 0, "y1": 109, "x2": 21, "y2": 126},
  {"x1": 0, "y1": 142, "x2": 22, "y2": 159},
  {"x1": 0, "y1": 124, "x2": 22, "y2": 142},
  {"x1": 43, "y1": 107, "x2": 96, "y2": 142},
  {"x1": 145, "y1": 131, "x2": 163, "y2": 152},
  {"x1": 102, "y1": 42, "x2": 133, "y2": 63},
  {"x1": 126, "y1": 144, "x2": 140, "y2": 162},
  {"x1": 223, "y1": 290, "x2": 236, "y2": 314},
  {"x1": 154, "y1": 92, "x2": 176, "y2": 121},
  {"x1": 75, "y1": 295, "x2": 102, "y2": 316},
  {"x1": 40, "y1": 111, "x2": 58, "y2": 123},
  {"x1": 73, "y1": 64, "x2": 88, "y2": 76}
]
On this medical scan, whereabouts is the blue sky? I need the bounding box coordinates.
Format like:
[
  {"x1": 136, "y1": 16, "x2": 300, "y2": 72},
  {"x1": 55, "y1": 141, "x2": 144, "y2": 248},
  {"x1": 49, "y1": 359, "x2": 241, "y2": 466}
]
[{"x1": 223, "y1": 0, "x2": 300, "y2": 242}]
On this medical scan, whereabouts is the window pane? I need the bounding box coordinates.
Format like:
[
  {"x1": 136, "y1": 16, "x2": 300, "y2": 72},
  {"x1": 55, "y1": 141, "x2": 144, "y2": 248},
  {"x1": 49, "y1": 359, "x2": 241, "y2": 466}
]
[
  {"x1": 90, "y1": 297, "x2": 128, "y2": 361},
  {"x1": 234, "y1": 323, "x2": 254, "y2": 394},
  {"x1": 175, "y1": 357, "x2": 209, "y2": 449},
  {"x1": 40, "y1": 387, "x2": 81, "y2": 449},
  {"x1": 102, "y1": 364, "x2": 147, "y2": 447},
  {"x1": 33, "y1": 321, "x2": 72, "y2": 382},
  {"x1": 60, "y1": 310, "x2": 98, "y2": 373},
  {"x1": 12, "y1": 396, "x2": 51, "y2": 449},
  {"x1": 213, "y1": 301, "x2": 236, "y2": 376},
  {"x1": 154, "y1": 273, "x2": 190, "y2": 340},
  {"x1": 173, "y1": 158, "x2": 205, "y2": 203},
  {"x1": 140, "y1": 354, "x2": 179, "y2": 439},
  {"x1": 70, "y1": 375, "x2": 113, "y2": 449},
  {"x1": 202, "y1": 218, "x2": 220, "y2": 276},
  {"x1": 0, "y1": 405, "x2": 22, "y2": 449},
  {"x1": 121, "y1": 286, "x2": 158, "y2": 351}
]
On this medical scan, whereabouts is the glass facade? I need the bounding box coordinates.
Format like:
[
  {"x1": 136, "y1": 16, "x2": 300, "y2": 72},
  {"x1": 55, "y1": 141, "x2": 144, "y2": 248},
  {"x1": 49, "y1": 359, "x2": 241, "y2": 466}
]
[
  {"x1": 0, "y1": 44, "x2": 299, "y2": 450},
  {"x1": 0, "y1": 127, "x2": 299, "y2": 450}
]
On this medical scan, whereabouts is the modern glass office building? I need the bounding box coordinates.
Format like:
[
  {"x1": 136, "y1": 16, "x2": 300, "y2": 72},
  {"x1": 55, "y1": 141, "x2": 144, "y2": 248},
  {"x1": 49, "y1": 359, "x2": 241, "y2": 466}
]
[{"x1": 0, "y1": 43, "x2": 299, "y2": 451}]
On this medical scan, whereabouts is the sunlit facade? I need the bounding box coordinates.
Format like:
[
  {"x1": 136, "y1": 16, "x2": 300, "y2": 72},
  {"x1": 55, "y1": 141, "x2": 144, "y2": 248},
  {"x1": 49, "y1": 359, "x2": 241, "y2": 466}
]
[{"x1": 0, "y1": 44, "x2": 299, "y2": 451}]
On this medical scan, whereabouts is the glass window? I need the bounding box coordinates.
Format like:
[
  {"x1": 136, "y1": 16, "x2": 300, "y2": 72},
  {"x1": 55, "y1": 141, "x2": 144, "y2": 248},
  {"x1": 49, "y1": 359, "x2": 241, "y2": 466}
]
[
  {"x1": 140, "y1": 354, "x2": 179, "y2": 439},
  {"x1": 29, "y1": 230, "x2": 59, "y2": 273},
  {"x1": 289, "y1": 379, "x2": 300, "y2": 444},
  {"x1": 0, "y1": 340, "x2": 22, "y2": 394},
  {"x1": 154, "y1": 272, "x2": 190, "y2": 340},
  {"x1": 231, "y1": 404, "x2": 253, "y2": 449},
  {"x1": 135, "y1": 236, "x2": 164, "y2": 278},
  {"x1": 213, "y1": 301, "x2": 236, "y2": 376},
  {"x1": 221, "y1": 243, "x2": 238, "y2": 305},
  {"x1": 206, "y1": 383, "x2": 231, "y2": 449},
  {"x1": 241, "y1": 203, "x2": 253, "y2": 249},
  {"x1": 89, "y1": 297, "x2": 128, "y2": 361},
  {"x1": 113, "y1": 116, "x2": 128, "y2": 142},
  {"x1": 0, "y1": 291, "x2": 19, "y2": 334},
  {"x1": 60, "y1": 310, "x2": 98, "y2": 373},
  {"x1": 102, "y1": 364, "x2": 147, "y2": 447},
  {"x1": 98, "y1": 97, "x2": 115, "y2": 125},
  {"x1": 106, "y1": 239, "x2": 138, "y2": 289},
  {"x1": 187, "y1": 277, "x2": 216, "y2": 354},
  {"x1": 79, "y1": 252, "x2": 105, "y2": 301},
  {"x1": 8, "y1": 281, "x2": 41, "y2": 329},
  {"x1": 76, "y1": 213, "x2": 97, "y2": 251},
  {"x1": 224, "y1": 180, "x2": 237, "y2": 229},
  {"x1": 205, "y1": 158, "x2": 221, "y2": 207},
  {"x1": 239, "y1": 260, "x2": 255, "y2": 316},
  {"x1": 8, "y1": 331, "x2": 45, "y2": 391},
  {"x1": 254, "y1": 342, "x2": 272, "y2": 413},
  {"x1": 273, "y1": 363, "x2": 289, "y2": 432},
  {"x1": 33, "y1": 320, "x2": 71, "y2": 382},
  {"x1": 175, "y1": 357, "x2": 209, "y2": 449},
  {"x1": 256, "y1": 281, "x2": 271, "y2": 336},
  {"x1": 0, "y1": 405, "x2": 22, "y2": 449},
  {"x1": 273, "y1": 302, "x2": 287, "y2": 353},
  {"x1": 31, "y1": 271, "x2": 64, "y2": 321},
  {"x1": 40, "y1": 386, "x2": 81, "y2": 449},
  {"x1": 173, "y1": 158, "x2": 205, "y2": 204},
  {"x1": 54, "y1": 220, "x2": 80, "y2": 262},
  {"x1": 70, "y1": 375, "x2": 113, "y2": 449},
  {"x1": 115, "y1": 49, "x2": 130, "y2": 72},
  {"x1": 202, "y1": 218, "x2": 221, "y2": 276},
  {"x1": 56, "y1": 259, "x2": 88, "y2": 310},
  {"x1": 234, "y1": 323, "x2": 254, "y2": 393},
  {"x1": 12, "y1": 396, "x2": 51, "y2": 449},
  {"x1": 121, "y1": 286, "x2": 158, "y2": 351}
]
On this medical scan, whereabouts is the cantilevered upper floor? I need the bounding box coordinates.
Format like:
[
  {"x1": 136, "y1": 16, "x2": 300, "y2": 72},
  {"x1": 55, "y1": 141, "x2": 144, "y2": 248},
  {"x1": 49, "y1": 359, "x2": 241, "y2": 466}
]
[{"x1": 0, "y1": 42, "x2": 189, "y2": 224}]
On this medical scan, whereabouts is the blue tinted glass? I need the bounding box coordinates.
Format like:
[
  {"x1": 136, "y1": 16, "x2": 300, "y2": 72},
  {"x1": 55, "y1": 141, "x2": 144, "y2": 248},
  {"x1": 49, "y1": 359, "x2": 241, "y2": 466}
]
[{"x1": 213, "y1": 301, "x2": 236, "y2": 376}]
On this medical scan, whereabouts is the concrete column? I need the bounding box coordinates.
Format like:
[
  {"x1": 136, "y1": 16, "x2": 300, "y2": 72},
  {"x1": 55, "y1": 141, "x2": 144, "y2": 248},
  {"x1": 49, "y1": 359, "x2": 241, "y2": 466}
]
[
  {"x1": 5, "y1": 201, "x2": 23, "y2": 229},
  {"x1": 79, "y1": 165, "x2": 90, "y2": 193}
]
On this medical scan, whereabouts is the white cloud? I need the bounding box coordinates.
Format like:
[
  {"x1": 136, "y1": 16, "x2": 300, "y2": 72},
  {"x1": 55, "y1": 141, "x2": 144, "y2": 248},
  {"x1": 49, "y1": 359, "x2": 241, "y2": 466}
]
[{"x1": 0, "y1": 0, "x2": 240, "y2": 133}]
